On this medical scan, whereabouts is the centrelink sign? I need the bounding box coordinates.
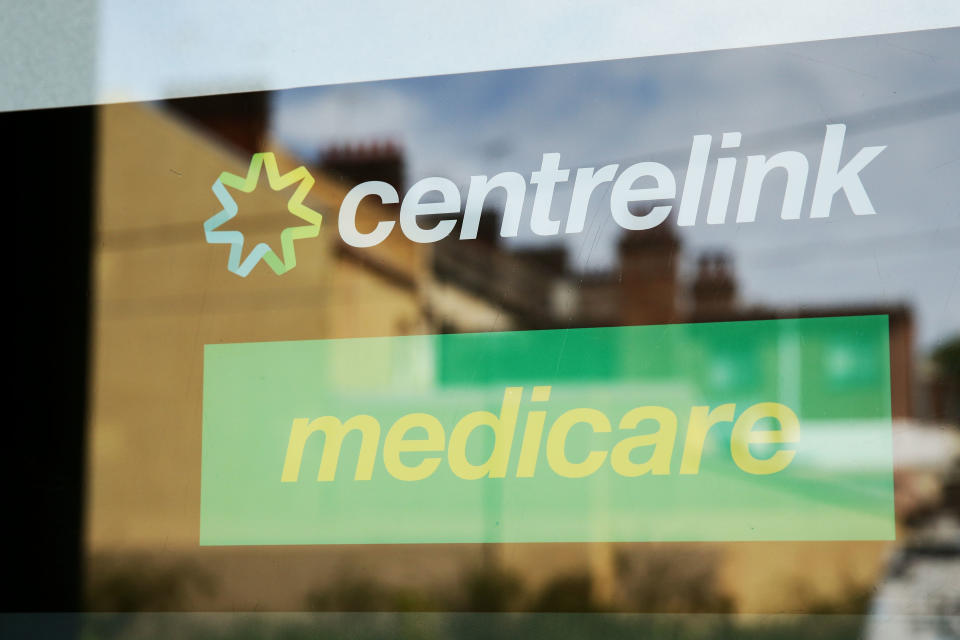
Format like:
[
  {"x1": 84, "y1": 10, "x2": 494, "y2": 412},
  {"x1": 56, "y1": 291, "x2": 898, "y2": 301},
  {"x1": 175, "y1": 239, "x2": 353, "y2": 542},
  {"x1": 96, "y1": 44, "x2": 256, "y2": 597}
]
[{"x1": 204, "y1": 124, "x2": 884, "y2": 274}]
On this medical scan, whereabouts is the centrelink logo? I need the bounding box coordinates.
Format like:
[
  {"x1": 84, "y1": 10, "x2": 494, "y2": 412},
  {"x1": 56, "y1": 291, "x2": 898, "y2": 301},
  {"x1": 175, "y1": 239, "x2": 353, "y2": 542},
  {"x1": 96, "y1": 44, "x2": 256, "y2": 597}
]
[
  {"x1": 204, "y1": 125, "x2": 885, "y2": 276},
  {"x1": 204, "y1": 153, "x2": 322, "y2": 277}
]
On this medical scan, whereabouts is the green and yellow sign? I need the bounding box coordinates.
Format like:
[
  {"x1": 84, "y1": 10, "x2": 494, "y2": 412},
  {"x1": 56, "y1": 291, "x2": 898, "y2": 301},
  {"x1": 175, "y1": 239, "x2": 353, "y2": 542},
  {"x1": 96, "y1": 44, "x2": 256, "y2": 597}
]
[{"x1": 200, "y1": 316, "x2": 894, "y2": 545}]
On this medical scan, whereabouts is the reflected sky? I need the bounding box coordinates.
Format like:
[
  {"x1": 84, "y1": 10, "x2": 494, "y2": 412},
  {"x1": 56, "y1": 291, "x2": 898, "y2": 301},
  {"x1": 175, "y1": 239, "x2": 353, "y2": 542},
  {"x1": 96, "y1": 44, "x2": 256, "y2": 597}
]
[{"x1": 273, "y1": 28, "x2": 960, "y2": 349}]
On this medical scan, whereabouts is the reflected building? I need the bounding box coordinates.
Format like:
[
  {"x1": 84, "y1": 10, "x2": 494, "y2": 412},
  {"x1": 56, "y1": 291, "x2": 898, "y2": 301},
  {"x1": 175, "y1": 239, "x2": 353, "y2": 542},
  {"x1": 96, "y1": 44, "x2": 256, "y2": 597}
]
[
  {"x1": 89, "y1": 97, "x2": 442, "y2": 610},
  {"x1": 426, "y1": 204, "x2": 915, "y2": 417},
  {"x1": 86, "y1": 94, "x2": 940, "y2": 617}
]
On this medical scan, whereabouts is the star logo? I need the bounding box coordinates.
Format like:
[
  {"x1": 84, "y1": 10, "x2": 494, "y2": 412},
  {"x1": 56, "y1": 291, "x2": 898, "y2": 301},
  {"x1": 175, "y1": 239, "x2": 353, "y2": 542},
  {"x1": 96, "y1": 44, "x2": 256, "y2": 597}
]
[{"x1": 203, "y1": 152, "x2": 323, "y2": 277}]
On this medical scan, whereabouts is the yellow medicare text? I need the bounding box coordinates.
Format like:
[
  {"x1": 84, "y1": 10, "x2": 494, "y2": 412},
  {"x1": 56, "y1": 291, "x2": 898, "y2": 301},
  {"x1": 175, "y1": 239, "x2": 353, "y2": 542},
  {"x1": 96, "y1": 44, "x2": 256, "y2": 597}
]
[{"x1": 280, "y1": 387, "x2": 800, "y2": 483}]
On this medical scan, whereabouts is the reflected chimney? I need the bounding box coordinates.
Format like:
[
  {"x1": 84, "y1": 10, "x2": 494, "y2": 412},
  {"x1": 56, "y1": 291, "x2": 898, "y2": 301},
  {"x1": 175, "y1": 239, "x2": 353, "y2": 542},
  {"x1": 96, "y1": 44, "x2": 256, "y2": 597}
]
[
  {"x1": 692, "y1": 251, "x2": 737, "y2": 319},
  {"x1": 319, "y1": 141, "x2": 406, "y2": 197}
]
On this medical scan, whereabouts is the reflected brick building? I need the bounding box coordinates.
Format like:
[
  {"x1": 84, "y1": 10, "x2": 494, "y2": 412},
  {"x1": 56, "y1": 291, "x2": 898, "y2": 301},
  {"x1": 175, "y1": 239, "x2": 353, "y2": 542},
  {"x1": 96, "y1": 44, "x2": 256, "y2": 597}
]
[
  {"x1": 306, "y1": 139, "x2": 917, "y2": 417},
  {"x1": 429, "y1": 206, "x2": 916, "y2": 417}
]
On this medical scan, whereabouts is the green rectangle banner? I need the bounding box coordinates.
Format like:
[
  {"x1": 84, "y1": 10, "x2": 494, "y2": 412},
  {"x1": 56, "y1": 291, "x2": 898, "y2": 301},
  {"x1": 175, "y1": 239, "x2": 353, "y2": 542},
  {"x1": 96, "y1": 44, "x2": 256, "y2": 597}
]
[{"x1": 200, "y1": 315, "x2": 895, "y2": 545}]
